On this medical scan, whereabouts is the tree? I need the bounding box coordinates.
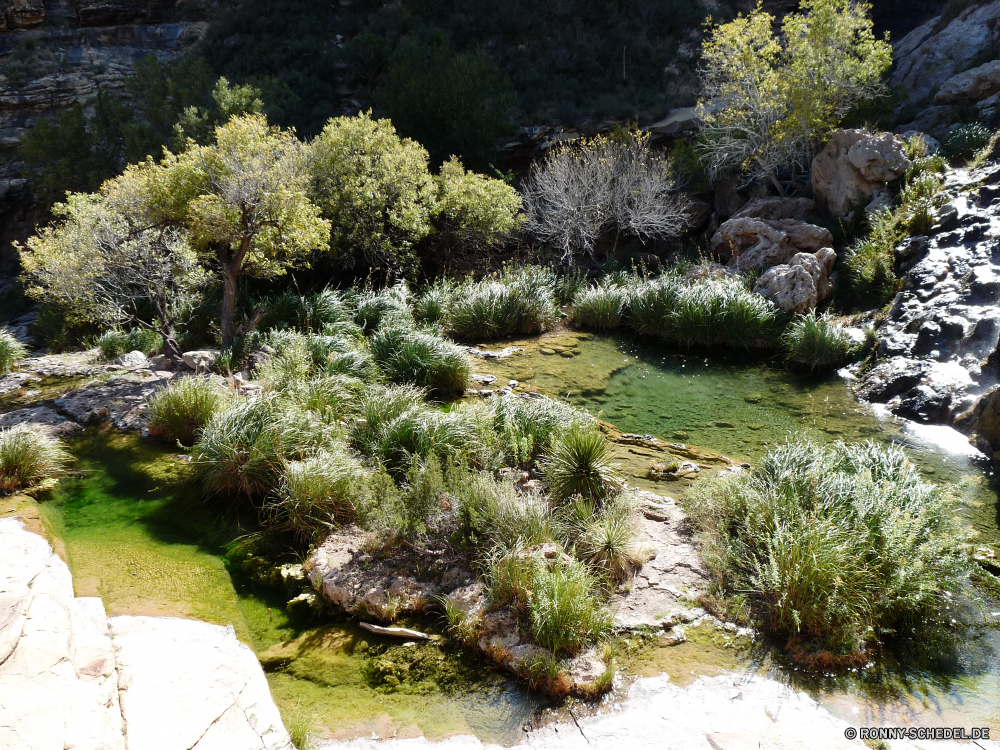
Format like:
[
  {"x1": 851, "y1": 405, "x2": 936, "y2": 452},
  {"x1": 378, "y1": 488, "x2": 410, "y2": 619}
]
[
  {"x1": 697, "y1": 0, "x2": 892, "y2": 189},
  {"x1": 20, "y1": 114, "x2": 330, "y2": 350},
  {"x1": 434, "y1": 156, "x2": 523, "y2": 249},
  {"x1": 522, "y1": 131, "x2": 691, "y2": 262},
  {"x1": 18, "y1": 194, "x2": 206, "y2": 360}
]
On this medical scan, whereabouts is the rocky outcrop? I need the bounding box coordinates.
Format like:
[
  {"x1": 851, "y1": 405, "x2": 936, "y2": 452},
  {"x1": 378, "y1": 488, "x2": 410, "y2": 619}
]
[
  {"x1": 854, "y1": 162, "x2": 1000, "y2": 440},
  {"x1": 811, "y1": 129, "x2": 911, "y2": 217},
  {"x1": 752, "y1": 248, "x2": 836, "y2": 314},
  {"x1": 0, "y1": 518, "x2": 292, "y2": 750},
  {"x1": 935, "y1": 59, "x2": 1000, "y2": 104},
  {"x1": 892, "y1": 1, "x2": 1000, "y2": 106},
  {"x1": 56, "y1": 372, "x2": 178, "y2": 430}
]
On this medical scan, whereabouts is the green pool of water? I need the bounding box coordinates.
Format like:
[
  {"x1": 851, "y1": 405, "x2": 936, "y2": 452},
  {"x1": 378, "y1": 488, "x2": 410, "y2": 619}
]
[{"x1": 39, "y1": 428, "x2": 543, "y2": 746}]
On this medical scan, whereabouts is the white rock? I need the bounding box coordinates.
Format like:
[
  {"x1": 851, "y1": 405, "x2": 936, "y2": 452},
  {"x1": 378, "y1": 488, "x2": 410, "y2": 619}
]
[
  {"x1": 811, "y1": 130, "x2": 911, "y2": 217},
  {"x1": 113, "y1": 350, "x2": 151, "y2": 369},
  {"x1": 181, "y1": 349, "x2": 220, "y2": 371},
  {"x1": 935, "y1": 59, "x2": 1000, "y2": 103},
  {"x1": 754, "y1": 263, "x2": 818, "y2": 314}
]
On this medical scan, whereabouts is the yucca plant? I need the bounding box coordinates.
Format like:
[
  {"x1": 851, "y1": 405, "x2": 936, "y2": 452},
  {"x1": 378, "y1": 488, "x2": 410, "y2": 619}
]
[
  {"x1": 0, "y1": 330, "x2": 27, "y2": 374},
  {"x1": 0, "y1": 425, "x2": 73, "y2": 493},
  {"x1": 543, "y1": 426, "x2": 622, "y2": 503},
  {"x1": 782, "y1": 313, "x2": 856, "y2": 372}
]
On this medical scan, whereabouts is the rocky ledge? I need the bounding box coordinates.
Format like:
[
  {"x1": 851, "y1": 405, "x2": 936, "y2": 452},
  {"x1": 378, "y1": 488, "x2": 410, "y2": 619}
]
[{"x1": 0, "y1": 517, "x2": 292, "y2": 750}]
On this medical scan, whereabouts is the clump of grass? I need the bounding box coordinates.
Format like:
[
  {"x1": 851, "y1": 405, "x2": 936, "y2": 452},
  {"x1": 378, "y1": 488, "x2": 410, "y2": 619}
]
[
  {"x1": 370, "y1": 325, "x2": 470, "y2": 395},
  {"x1": 622, "y1": 275, "x2": 683, "y2": 337},
  {"x1": 445, "y1": 266, "x2": 559, "y2": 340},
  {"x1": 265, "y1": 446, "x2": 369, "y2": 544},
  {"x1": 942, "y1": 123, "x2": 993, "y2": 160},
  {"x1": 0, "y1": 425, "x2": 73, "y2": 493},
  {"x1": 846, "y1": 207, "x2": 902, "y2": 307},
  {"x1": 354, "y1": 282, "x2": 413, "y2": 333},
  {"x1": 684, "y1": 439, "x2": 971, "y2": 667},
  {"x1": 97, "y1": 328, "x2": 164, "y2": 360},
  {"x1": 484, "y1": 543, "x2": 538, "y2": 614},
  {"x1": 563, "y1": 495, "x2": 646, "y2": 584},
  {"x1": 542, "y1": 425, "x2": 621, "y2": 503},
  {"x1": 782, "y1": 313, "x2": 857, "y2": 372},
  {"x1": 898, "y1": 173, "x2": 946, "y2": 234},
  {"x1": 288, "y1": 374, "x2": 364, "y2": 423},
  {"x1": 486, "y1": 394, "x2": 590, "y2": 467},
  {"x1": 413, "y1": 279, "x2": 456, "y2": 325},
  {"x1": 147, "y1": 376, "x2": 230, "y2": 446},
  {"x1": 572, "y1": 284, "x2": 630, "y2": 330},
  {"x1": 528, "y1": 557, "x2": 612, "y2": 656},
  {"x1": 0, "y1": 330, "x2": 27, "y2": 374}
]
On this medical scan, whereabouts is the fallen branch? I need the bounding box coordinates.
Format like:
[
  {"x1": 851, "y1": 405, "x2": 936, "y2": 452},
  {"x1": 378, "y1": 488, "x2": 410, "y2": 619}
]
[{"x1": 359, "y1": 622, "x2": 431, "y2": 640}]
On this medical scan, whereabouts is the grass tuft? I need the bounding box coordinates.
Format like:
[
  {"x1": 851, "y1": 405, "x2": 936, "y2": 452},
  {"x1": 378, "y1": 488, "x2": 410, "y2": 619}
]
[
  {"x1": 147, "y1": 376, "x2": 230, "y2": 446},
  {"x1": 0, "y1": 330, "x2": 27, "y2": 374},
  {"x1": 542, "y1": 425, "x2": 621, "y2": 503},
  {"x1": 782, "y1": 313, "x2": 857, "y2": 372},
  {"x1": 0, "y1": 425, "x2": 73, "y2": 493}
]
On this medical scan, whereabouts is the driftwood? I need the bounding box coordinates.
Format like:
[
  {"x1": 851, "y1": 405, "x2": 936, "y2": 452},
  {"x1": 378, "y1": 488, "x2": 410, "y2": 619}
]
[{"x1": 358, "y1": 622, "x2": 431, "y2": 640}]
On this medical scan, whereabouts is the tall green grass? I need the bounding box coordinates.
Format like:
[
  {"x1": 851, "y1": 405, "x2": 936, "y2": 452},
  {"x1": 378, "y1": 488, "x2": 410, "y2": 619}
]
[
  {"x1": 444, "y1": 265, "x2": 559, "y2": 340},
  {"x1": 0, "y1": 330, "x2": 26, "y2": 374},
  {"x1": 528, "y1": 557, "x2": 612, "y2": 656},
  {"x1": 782, "y1": 313, "x2": 857, "y2": 372},
  {"x1": 684, "y1": 439, "x2": 971, "y2": 667},
  {"x1": 147, "y1": 376, "x2": 230, "y2": 446},
  {"x1": 97, "y1": 328, "x2": 164, "y2": 360},
  {"x1": 370, "y1": 325, "x2": 470, "y2": 395},
  {"x1": 0, "y1": 425, "x2": 72, "y2": 493}
]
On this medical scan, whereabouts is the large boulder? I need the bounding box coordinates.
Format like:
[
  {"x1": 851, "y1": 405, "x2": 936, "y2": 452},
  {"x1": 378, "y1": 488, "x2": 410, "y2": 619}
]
[
  {"x1": 181, "y1": 349, "x2": 220, "y2": 372},
  {"x1": 954, "y1": 385, "x2": 1000, "y2": 457},
  {"x1": 811, "y1": 129, "x2": 911, "y2": 217},
  {"x1": 753, "y1": 263, "x2": 819, "y2": 314},
  {"x1": 935, "y1": 59, "x2": 1000, "y2": 104},
  {"x1": 731, "y1": 196, "x2": 816, "y2": 221},
  {"x1": 113, "y1": 350, "x2": 151, "y2": 369},
  {"x1": 892, "y1": 1, "x2": 1000, "y2": 105}
]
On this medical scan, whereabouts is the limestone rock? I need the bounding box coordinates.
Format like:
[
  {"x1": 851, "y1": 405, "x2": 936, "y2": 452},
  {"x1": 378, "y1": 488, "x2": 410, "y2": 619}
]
[
  {"x1": 0, "y1": 406, "x2": 81, "y2": 437},
  {"x1": 897, "y1": 105, "x2": 958, "y2": 140},
  {"x1": 753, "y1": 263, "x2": 818, "y2": 314},
  {"x1": 110, "y1": 616, "x2": 291, "y2": 750},
  {"x1": 892, "y1": 2, "x2": 1000, "y2": 105},
  {"x1": 731, "y1": 196, "x2": 815, "y2": 221},
  {"x1": 811, "y1": 129, "x2": 911, "y2": 217},
  {"x1": 113, "y1": 349, "x2": 151, "y2": 369},
  {"x1": 954, "y1": 386, "x2": 1000, "y2": 455},
  {"x1": 935, "y1": 59, "x2": 1000, "y2": 104},
  {"x1": 181, "y1": 349, "x2": 220, "y2": 372},
  {"x1": 55, "y1": 373, "x2": 175, "y2": 430}
]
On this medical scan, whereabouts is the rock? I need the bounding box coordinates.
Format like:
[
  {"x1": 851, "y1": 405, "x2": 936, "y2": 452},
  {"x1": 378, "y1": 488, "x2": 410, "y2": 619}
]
[
  {"x1": 110, "y1": 616, "x2": 291, "y2": 750},
  {"x1": 181, "y1": 349, "x2": 219, "y2": 372},
  {"x1": 900, "y1": 130, "x2": 941, "y2": 154},
  {"x1": 896, "y1": 383, "x2": 953, "y2": 423},
  {"x1": 74, "y1": 0, "x2": 151, "y2": 26},
  {"x1": 730, "y1": 197, "x2": 816, "y2": 221},
  {"x1": 954, "y1": 386, "x2": 1000, "y2": 455},
  {"x1": 811, "y1": 129, "x2": 911, "y2": 217},
  {"x1": 55, "y1": 373, "x2": 176, "y2": 430},
  {"x1": 0, "y1": 406, "x2": 81, "y2": 437},
  {"x1": 892, "y1": 2, "x2": 1000, "y2": 105},
  {"x1": 897, "y1": 105, "x2": 958, "y2": 140},
  {"x1": 710, "y1": 216, "x2": 834, "y2": 272},
  {"x1": 148, "y1": 353, "x2": 175, "y2": 370},
  {"x1": 645, "y1": 106, "x2": 704, "y2": 137},
  {"x1": 7, "y1": 0, "x2": 44, "y2": 27},
  {"x1": 856, "y1": 357, "x2": 929, "y2": 402},
  {"x1": 935, "y1": 59, "x2": 1000, "y2": 104},
  {"x1": 564, "y1": 649, "x2": 607, "y2": 685},
  {"x1": 752, "y1": 263, "x2": 818, "y2": 313},
  {"x1": 113, "y1": 350, "x2": 151, "y2": 369},
  {"x1": 247, "y1": 346, "x2": 274, "y2": 372}
]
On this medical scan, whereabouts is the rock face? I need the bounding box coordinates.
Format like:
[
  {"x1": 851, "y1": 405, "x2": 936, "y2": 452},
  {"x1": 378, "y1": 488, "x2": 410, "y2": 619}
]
[
  {"x1": 752, "y1": 249, "x2": 836, "y2": 314},
  {"x1": 811, "y1": 129, "x2": 911, "y2": 217},
  {"x1": 935, "y1": 59, "x2": 1000, "y2": 104},
  {"x1": 854, "y1": 162, "x2": 1000, "y2": 444},
  {"x1": 0, "y1": 518, "x2": 292, "y2": 750},
  {"x1": 56, "y1": 372, "x2": 177, "y2": 430},
  {"x1": 892, "y1": 1, "x2": 1000, "y2": 106}
]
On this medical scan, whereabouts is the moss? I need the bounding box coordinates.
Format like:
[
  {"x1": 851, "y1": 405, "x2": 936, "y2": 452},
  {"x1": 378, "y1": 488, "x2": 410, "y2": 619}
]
[{"x1": 615, "y1": 623, "x2": 751, "y2": 687}]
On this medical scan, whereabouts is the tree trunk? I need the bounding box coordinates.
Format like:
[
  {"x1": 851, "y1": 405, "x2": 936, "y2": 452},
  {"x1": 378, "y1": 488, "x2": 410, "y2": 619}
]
[
  {"x1": 220, "y1": 259, "x2": 239, "y2": 347},
  {"x1": 162, "y1": 332, "x2": 185, "y2": 361}
]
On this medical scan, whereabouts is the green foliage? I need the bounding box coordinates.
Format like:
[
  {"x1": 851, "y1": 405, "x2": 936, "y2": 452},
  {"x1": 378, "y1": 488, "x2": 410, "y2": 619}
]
[
  {"x1": 528, "y1": 557, "x2": 612, "y2": 656},
  {"x1": 542, "y1": 426, "x2": 621, "y2": 503},
  {"x1": 573, "y1": 283, "x2": 630, "y2": 331},
  {"x1": 375, "y1": 41, "x2": 516, "y2": 169},
  {"x1": 698, "y1": 0, "x2": 891, "y2": 183},
  {"x1": 265, "y1": 446, "x2": 370, "y2": 544},
  {"x1": 846, "y1": 208, "x2": 903, "y2": 307},
  {"x1": 563, "y1": 495, "x2": 646, "y2": 584},
  {"x1": 0, "y1": 426, "x2": 73, "y2": 494},
  {"x1": 370, "y1": 325, "x2": 471, "y2": 395},
  {"x1": 354, "y1": 283, "x2": 415, "y2": 333},
  {"x1": 97, "y1": 329, "x2": 164, "y2": 360},
  {"x1": 147, "y1": 376, "x2": 230, "y2": 447},
  {"x1": 942, "y1": 123, "x2": 994, "y2": 160},
  {"x1": 444, "y1": 266, "x2": 559, "y2": 340},
  {"x1": 684, "y1": 439, "x2": 972, "y2": 665},
  {"x1": 782, "y1": 313, "x2": 857, "y2": 372},
  {"x1": 898, "y1": 174, "x2": 946, "y2": 234},
  {"x1": 434, "y1": 157, "x2": 523, "y2": 248},
  {"x1": 0, "y1": 331, "x2": 27, "y2": 375}
]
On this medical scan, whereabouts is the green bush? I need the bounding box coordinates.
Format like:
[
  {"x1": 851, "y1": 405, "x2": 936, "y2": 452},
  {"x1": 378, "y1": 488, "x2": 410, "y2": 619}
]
[
  {"x1": 97, "y1": 328, "x2": 164, "y2": 360},
  {"x1": 684, "y1": 439, "x2": 971, "y2": 666},
  {"x1": 542, "y1": 426, "x2": 621, "y2": 503},
  {"x1": 265, "y1": 446, "x2": 369, "y2": 544},
  {"x1": 942, "y1": 123, "x2": 993, "y2": 160},
  {"x1": 528, "y1": 557, "x2": 612, "y2": 656},
  {"x1": 898, "y1": 173, "x2": 946, "y2": 234},
  {"x1": 445, "y1": 267, "x2": 559, "y2": 340},
  {"x1": 487, "y1": 395, "x2": 590, "y2": 467},
  {"x1": 572, "y1": 284, "x2": 630, "y2": 330},
  {"x1": 782, "y1": 313, "x2": 857, "y2": 372},
  {"x1": 147, "y1": 376, "x2": 230, "y2": 446},
  {"x1": 0, "y1": 425, "x2": 73, "y2": 493},
  {"x1": 0, "y1": 331, "x2": 27, "y2": 374},
  {"x1": 846, "y1": 208, "x2": 902, "y2": 307},
  {"x1": 370, "y1": 325, "x2": 471, "y2": 395}
]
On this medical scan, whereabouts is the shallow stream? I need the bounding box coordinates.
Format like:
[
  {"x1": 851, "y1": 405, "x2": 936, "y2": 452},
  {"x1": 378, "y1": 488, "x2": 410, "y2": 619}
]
[{"x1": 20, "y1": 330, "x2": 1000, "y2": 742}]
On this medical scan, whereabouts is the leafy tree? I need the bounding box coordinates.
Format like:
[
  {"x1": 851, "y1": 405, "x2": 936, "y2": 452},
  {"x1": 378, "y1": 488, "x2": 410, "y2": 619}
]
[
  {"x1": 18, "y1": 194, "x2": 206, "y2": 359},
  {"x1": 375, "y1": 40, "x2": 516, "y2": 169},
  {"x1": 21, "y1": 115, "x2": 330, "y2": 349},
  {"x1": 308, "y1": 112, "x2": 522, "y2": 273},
  {"x1": 697, "y1": 0, "x2": 892, "y2": 189}
]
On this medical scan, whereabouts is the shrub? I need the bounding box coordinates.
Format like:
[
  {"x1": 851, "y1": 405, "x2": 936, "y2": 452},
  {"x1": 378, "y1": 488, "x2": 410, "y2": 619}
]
[
  {"x1": 782, "y1": 313, "x2": 857, "y2": 372},
  {"x1": 259, "y1": 288, "x2": 356, "y2": 334},
  {"x1": 265, "y1": 446, "x2": 369, "y2": 544},
  {"x1": 942, "y1": 123, "x2": 993, "y2": 160},
  {"x1": 684, "y1": 439, "x2": 971, "y2": 666},
  {"x1": 354, "y1": 283, "x2": 413, "y2": 333},
  {"x1": 445, "y1": 267, "x2": 559, "y2": 340},
  {"x1": 147, "y1": 376, "x2": 230, "y2": 446},
  {"x1": 289, "y1": 375, "x2": 364, "y2": 423},
  {"x1": 458, "y1": 474, "x2": 554, "y2": 551},
  {"x1": 488, "y1": 395, "x2": 590, "y2": 467},
  {"x1": 0, "y1": 331, "x2": 27, "y2": 374},
  {"x1": 0, "y1": 425, "x2": 73, "y2": 493},
  {"x1": 370, "y1": 325, "x2": 471, "y2": 395},
  {"x1": 846, "y1": 207, "x2": 902, "y2": 307},
  {"x1": 528, "y1": 557, "x2": 612, "y2": 656},
  {"x1": 97, "y1": 328, "x2": 164, "y2": 360},
  {"x1": 434, "y1": 157, "x2": 523, "y2": 248},
  {"x1": 668, "y1": 277, "x2": 783, "y2": 349},
  {"x1": 572, "y1": 284, "x2": 630, "y2": 330},
  {"x1": 898, "y1": 173, "x2": 946, "y2": 234},
  {"x1": 542, "y1": 426, "x2": 621, "y2": 503},
  {"x1": 567, "y1": 496, "x2": 645, "y2": 584},
  {"x1": 194, "y1": 395, "x2": 333, "y2": 498}
]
